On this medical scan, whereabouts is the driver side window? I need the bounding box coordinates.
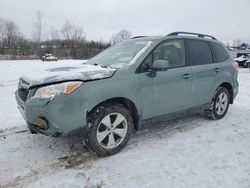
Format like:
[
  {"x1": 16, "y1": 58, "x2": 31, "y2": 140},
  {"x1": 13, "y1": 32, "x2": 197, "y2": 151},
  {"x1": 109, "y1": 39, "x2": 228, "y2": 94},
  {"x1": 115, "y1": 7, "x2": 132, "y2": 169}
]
[{"x1": 140, "y1": 40, "x2": 186, "y2": 72}]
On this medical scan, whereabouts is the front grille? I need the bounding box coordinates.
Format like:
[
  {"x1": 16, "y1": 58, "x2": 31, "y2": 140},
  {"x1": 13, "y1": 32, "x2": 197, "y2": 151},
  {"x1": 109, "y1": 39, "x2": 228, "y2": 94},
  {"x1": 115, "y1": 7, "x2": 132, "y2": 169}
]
[{"x1": 18, "y1": 88, "x2": 29, "y2": 102}]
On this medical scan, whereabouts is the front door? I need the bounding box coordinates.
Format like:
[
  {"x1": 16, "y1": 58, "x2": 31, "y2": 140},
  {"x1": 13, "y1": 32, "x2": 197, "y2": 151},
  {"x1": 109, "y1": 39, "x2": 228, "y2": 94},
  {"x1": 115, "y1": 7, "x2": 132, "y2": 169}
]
[{"x1": 139, "y1": 39, "x2": 192, "y2": 119}]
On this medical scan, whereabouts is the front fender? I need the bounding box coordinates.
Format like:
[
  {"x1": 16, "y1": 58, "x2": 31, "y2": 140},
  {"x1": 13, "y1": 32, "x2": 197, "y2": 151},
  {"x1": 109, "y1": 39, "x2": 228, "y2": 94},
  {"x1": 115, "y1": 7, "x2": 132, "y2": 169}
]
[{"x1": 78, "y1": 70, "x2": 142, "y2": 124}]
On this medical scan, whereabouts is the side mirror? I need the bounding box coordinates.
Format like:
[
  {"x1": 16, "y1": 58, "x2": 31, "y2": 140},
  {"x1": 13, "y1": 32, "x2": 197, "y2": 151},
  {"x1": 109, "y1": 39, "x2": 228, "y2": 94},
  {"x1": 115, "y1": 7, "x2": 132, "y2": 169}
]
[{"x1": 151, "y1": 59, "x2": 169, "y2": 71}]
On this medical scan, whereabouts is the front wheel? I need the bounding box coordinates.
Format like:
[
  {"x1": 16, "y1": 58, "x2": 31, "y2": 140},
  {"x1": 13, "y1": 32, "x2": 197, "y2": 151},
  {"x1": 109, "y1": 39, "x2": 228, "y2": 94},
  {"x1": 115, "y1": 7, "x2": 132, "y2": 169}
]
[
  {"x1": 204, "y1": 87, "x2": 230, "y2": 120},
  {"x1": 85, "y1": 103, "x2": 134, "y2": 156}
]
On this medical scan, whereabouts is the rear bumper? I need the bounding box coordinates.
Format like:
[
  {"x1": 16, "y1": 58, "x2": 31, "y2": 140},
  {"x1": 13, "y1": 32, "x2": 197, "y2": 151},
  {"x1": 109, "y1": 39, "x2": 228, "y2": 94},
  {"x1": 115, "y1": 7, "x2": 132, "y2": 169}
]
[
  {"x1": 232, "y1": 80, "x2": 239, "y2": 103},
  {"x1": 233, "y1": 87, "x2": 238, "y2": 100}
]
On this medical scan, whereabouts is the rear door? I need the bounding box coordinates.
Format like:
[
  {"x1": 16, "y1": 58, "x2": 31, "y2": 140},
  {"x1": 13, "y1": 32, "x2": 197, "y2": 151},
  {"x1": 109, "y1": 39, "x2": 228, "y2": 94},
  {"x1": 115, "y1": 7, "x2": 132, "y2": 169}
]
[{"x1": 186, "y1": 39, "x2": 222, "y2": 107}]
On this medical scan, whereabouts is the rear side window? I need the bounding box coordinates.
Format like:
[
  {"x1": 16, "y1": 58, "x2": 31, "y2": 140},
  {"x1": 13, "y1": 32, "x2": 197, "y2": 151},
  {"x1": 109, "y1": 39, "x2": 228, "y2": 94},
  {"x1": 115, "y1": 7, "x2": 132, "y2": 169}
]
[
  {"x1": 187, "y1": 40, "x2": 213, "y2": 65},
  {"x1": 211, "y1": 42, "x2": 229, "y2": 62}
]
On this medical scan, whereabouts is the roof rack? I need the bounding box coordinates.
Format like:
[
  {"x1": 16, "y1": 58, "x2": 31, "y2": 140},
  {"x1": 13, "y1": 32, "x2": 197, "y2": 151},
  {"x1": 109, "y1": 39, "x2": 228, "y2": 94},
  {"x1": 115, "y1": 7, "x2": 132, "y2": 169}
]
[
  {"x1": 167, "y1": 32, "x2": 217, "y2": 40},
  {"x1": 131, "y1": 36, "x2": 147, "y2": 39}
]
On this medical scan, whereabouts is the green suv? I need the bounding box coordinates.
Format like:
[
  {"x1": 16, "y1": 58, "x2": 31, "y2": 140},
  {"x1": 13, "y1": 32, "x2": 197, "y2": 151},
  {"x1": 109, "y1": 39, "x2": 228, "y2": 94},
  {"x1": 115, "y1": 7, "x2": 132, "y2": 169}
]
[{"x1": 16, "y1": 32, "x2": 239, "y2": 156}]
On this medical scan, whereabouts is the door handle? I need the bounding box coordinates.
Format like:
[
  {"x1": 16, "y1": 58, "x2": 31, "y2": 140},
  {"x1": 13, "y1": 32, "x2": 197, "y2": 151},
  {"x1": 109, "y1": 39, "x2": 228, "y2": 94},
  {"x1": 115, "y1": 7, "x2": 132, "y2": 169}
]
[
  {"x1": 214, "y1": 68, "x2": 220, "y2": 73},
  {"x1": 182, "y1": 73, "x2": 191, "y2": 79}
]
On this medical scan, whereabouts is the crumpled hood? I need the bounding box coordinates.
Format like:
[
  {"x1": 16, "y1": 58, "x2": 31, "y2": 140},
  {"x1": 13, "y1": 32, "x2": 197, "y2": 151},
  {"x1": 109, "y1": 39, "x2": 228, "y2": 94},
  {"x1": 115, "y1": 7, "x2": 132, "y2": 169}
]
[{"x1": 21, "y1": 64, "x2": 116, "y2": 87}]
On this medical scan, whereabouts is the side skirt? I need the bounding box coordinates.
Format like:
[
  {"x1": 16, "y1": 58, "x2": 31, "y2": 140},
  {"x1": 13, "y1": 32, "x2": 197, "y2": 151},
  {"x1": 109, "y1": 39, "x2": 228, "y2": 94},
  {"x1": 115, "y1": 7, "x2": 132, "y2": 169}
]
[{"x1": 141, "y1": 103, "x2": 210, "y2": 130}]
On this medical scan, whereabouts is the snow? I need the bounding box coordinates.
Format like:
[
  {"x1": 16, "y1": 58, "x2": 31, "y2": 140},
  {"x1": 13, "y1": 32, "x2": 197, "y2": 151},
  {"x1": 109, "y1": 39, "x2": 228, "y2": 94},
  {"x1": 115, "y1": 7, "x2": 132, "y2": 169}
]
[
  {"x1": 234, "y1": 55, "x2": 249, "y2": 62},
  {"x1": 20, "y1": 62, "x2": 116, "y2": 87},
  {"x1": 1, "y1": 60, "x2": 250, "y2": 188}
]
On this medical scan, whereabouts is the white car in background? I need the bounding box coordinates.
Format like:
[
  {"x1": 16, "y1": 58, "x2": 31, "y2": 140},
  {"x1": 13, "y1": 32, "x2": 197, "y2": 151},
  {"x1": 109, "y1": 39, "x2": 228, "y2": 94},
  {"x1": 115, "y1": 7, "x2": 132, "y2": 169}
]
[
  {"x1": 41, "y1": 54, "x2": 58, "y2": 61},
  {"x1": 234, "y1": 53, "x2": 250, "y2": 68}
]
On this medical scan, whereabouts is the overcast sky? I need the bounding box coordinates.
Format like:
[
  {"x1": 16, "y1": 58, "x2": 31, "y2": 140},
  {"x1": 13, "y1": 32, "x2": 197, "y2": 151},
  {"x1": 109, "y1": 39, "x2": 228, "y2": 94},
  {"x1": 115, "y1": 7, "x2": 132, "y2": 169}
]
[{"x1": 1, "y1": 0, "x2": 250, "y2": 42}]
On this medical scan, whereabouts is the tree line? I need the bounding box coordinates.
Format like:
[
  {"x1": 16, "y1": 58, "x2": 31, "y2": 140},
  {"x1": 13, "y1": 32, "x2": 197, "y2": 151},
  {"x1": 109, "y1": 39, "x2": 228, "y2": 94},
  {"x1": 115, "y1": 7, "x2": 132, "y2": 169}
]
[{"x1": 0, "y1": 11, "x2": 132, "y2": 60}]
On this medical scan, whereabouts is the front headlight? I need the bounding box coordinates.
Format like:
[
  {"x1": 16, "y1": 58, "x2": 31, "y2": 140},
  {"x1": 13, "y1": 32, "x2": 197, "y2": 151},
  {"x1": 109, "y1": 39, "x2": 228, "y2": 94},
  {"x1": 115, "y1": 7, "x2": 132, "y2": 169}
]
[{"x1": 33, "y1": 81, "x2": 82, "y2": 99}]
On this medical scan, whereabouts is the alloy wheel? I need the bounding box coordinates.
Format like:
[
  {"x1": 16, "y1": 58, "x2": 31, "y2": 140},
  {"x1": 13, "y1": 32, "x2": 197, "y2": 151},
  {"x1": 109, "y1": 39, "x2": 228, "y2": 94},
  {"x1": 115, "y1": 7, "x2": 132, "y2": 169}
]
[
  {"x1": 96, "y1": 113, "x2": 128, "y2": 149},
  {"x1": 215, "y1": 92, "x2": 228, "y2": 115}
]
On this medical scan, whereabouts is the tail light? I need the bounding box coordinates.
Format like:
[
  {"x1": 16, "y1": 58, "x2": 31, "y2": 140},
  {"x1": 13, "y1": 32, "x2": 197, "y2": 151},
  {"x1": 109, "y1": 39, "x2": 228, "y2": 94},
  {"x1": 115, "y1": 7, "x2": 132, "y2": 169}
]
[{"x1": 233, "y1": 62, "x2": 239, "y2": 73}]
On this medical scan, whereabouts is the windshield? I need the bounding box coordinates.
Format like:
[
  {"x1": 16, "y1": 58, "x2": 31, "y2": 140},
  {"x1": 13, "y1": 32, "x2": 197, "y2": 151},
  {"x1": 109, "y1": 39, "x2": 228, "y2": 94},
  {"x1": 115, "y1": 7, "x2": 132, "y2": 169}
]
[{"x1": 86, "y1": 41, "x2": 152, "y2": 68}]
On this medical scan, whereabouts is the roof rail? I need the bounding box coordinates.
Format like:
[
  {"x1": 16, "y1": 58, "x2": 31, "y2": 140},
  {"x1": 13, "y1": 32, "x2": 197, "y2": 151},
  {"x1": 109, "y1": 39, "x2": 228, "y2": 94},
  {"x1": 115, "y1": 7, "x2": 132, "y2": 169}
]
[
  {"x1": 131, "y1": 36, "x2": 147, "y2": 39},
  {"x1": 167, "y1": 32, "x2": 217, "y2": 40}
]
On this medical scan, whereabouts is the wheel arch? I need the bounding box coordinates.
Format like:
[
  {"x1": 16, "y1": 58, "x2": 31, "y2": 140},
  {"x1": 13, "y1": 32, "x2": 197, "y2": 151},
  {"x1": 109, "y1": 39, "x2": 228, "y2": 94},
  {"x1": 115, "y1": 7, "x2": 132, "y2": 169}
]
[
  {"x1": 218, "y1": 82, "x2": 234, "y2": 104},
  {"x1": 86, "y1": 97, "x2": 141, "y2": 131}
]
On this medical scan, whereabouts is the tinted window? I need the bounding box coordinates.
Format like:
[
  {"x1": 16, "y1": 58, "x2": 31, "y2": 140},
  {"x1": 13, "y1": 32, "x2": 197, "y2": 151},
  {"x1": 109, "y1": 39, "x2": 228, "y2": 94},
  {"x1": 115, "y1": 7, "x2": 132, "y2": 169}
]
[
  {"x1": 187, "y1": 40, "x2": 213, "y2": 65},
  {"x1": 152, "y1": 40, "x2": 185, "y2": 68},
  {"x1": 211, "y1": 42, "x2": 229, "y2": 62}
]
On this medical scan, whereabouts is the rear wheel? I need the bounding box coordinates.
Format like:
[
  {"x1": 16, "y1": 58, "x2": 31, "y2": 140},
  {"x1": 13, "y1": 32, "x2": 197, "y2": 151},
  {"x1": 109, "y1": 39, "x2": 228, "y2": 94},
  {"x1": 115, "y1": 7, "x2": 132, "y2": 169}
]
[
  {"x1": 85, "y1": 103, "x2": 133, "y2": 156},
  {"x1": 204, "y1": 87, "x2": 230, "y2": 120}
]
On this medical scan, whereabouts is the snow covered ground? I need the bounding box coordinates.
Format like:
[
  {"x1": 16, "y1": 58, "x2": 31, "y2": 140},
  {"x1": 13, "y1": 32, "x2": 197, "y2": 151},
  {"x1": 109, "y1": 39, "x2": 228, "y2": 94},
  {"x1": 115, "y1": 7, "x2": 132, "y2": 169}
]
[{"x1": 0, "y1": 60, "x2": 250, "y2": 188}]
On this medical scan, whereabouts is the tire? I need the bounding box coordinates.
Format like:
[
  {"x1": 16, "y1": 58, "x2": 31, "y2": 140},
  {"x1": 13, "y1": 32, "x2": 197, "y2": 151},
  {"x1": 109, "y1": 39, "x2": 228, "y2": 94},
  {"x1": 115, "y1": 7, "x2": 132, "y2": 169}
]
[
  {"x1": 204, "y1": 87, "x2": 230, "y2": 120},
  {"x1": 244, "y1": 62, "x2": 248, "y2": 68},
  {"x1": 85, "y1": 103, "x2": 134, "y2": 156}
]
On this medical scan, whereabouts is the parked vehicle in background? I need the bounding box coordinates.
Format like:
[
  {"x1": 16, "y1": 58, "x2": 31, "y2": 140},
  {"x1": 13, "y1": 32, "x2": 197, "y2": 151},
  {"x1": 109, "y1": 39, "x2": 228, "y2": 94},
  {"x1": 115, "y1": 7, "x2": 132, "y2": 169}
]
[
  {"x1": 16, "y1": 32, "x2": 239, "y2": 156},
  {"x1": 234, "y1": 53, "x2": 250, "y2": 68},
  {"x1": 41, "y1": 54, "x2": 58, "y2": 61}
]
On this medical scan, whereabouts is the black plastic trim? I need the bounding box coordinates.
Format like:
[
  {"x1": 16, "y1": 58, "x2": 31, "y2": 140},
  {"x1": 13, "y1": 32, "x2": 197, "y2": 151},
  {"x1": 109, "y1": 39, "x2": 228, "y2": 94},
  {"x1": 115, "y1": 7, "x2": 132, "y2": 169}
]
[
  {"x1": 142, "y1": 103, "x2": 210, "y2": 129},
  {"x1": 131, "y1": 36, "x2": 148, "y2": 39}
]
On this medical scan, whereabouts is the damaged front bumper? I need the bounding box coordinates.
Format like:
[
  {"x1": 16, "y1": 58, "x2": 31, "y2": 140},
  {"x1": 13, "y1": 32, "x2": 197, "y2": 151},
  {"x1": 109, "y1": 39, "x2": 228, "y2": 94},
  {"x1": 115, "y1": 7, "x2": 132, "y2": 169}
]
[{"x1": 15, "y1": 90, "x2": 87, "y2": 137}]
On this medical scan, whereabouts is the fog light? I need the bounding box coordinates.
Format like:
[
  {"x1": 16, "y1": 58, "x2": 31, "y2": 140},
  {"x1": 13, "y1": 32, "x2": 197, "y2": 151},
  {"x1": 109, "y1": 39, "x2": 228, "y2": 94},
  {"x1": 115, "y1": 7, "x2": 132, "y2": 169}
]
[{"x1": 34, "y1": 117, "x2": 48, "y2": 129}]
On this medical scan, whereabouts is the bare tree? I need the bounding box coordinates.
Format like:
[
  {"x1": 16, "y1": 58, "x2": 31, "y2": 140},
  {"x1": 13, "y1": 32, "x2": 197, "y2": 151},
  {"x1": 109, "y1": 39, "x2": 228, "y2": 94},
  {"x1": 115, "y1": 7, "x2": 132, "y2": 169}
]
[
  {"x1": 49, "y1": 26, "x2": 60, "y2": 41},
  {"x1": 61, "y1": 20, "x2": 85, "y2": 58},
  {"x1": 32, "y1": 10, "x2": 46, "y2": 46},
  {"x1": 0, "y1": 17, "x2": 111, "y2": 60},
  {"x1": 0, "y1": 18, "x2": 4, "y2": 47},
  {"x1": 233, "y1": 38, "x2": 242, "y2": 47},
  {"x1": 61, "y1": 21, "x2": 85, "y2": 43},
  {"x1": 4, "y1": 20, "x2": 19, "y2": 47},
  {"x1": 111, "y1": 29, "x2": 132, "y2": 45},
  {"x1": 3, "y1": 19, "x2": 23, "y2": 57}
]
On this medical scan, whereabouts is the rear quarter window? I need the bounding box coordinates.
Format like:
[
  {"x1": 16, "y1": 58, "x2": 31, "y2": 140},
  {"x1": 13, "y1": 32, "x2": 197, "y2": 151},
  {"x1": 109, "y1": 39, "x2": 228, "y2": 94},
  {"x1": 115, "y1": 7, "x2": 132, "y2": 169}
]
[{"x1": 211, "y1": 42, "x2": 229, "y2": 62}]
